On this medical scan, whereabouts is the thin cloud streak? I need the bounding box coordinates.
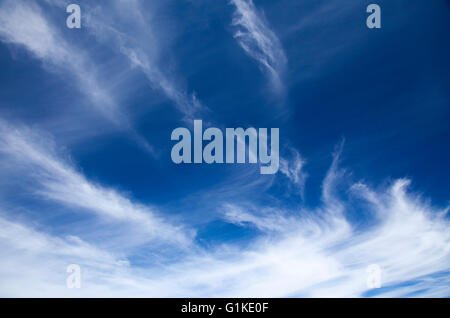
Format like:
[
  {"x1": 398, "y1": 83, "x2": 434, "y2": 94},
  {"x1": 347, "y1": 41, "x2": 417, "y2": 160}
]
[
  {"x1": 280, "y1": 148, "x2": 307, "y2": 199},
  {"x1": 230, "y1": 0, "x2": 287, "y2": 94},
  {"x1": 82, "y1": 0, "x2": 206, "y2": 121},
  {"x1": 0, "y1": 0, "x2": 122, "y2": 124},
  {"x1": 0, "y1": 120, "x2": 194, "y2": 247},
  {"x1": 0, "y1": 0, "x2": 157, "y2": 155}
]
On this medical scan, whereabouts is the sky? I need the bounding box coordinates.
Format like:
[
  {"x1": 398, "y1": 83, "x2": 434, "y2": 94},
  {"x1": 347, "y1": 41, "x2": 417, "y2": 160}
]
[{"x1": 0, "y1": 0, "x2": 449, "y2": 297}]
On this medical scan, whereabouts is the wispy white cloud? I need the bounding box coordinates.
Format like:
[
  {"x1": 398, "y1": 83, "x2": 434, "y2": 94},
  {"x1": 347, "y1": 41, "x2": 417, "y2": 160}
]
[
  {"x1": 0, "y1": 120, "x2": 194, "y2": 247},
  {"x1": 321, "y1": 139, "x2": 347, "y2": 208},
  {"x1": 82, "y1": 0, "x2": 206, "y2": 121},
  {"x1": 0, "y1": 0, "x2": 158, "y2": 155},
  {"x1": 0, "y1": 0, "x2": 123, "y2": 124},
  {"x1": 223, "y1": 203, "x2": 297, "y2": 232},
  {"x1": 0, "y1": 214, "x2": 133, "y2": 297},
  {"x1": 280, "y1": 148, "x2": 307, "y2": 199},
  {"x1": 230, "y1": 0, "x2": 287, "y2": 93},
  {"x1": 211, "y1": 149, "x2": 450, "y2": 297},
  {"x1": 0, "y1": 138, "x2": 448, "y2": 297}
]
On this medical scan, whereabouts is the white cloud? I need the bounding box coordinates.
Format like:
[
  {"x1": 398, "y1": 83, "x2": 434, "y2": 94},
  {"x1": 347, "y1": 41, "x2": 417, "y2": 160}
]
[
  {"x1": 0, "y1": 120, "x2": 194, "y2": 247},
  {"x1": 0, "y1": 0, "x2": 158, "y2": 155},
  {"x1": 0, "y1": 134, "x2": 448, "y2": 297},
  {"x1": 0, "y1": 0, "x2": 124, "y2": 124},
  {"x1": 81, "y1": 0, "x2": 206, "y2": 121},
  {"x1": 280, "y1": 148, "x2": 307, "y2": 198},
  {"x1": 230, "y1": 0, "x2": 287, "y2": 93},
  {"x1": 162, "y1": 176, "x2": 448, "y2": 297},
  {"x1": 0, "y1": 214, "x2": 132, "y2": 297},
  {"x1": 223, "y1": 203, "x2": 298, "y2": 232}
]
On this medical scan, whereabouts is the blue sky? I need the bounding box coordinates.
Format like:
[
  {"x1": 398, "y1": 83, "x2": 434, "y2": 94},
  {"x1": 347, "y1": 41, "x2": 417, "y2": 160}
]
[{"x1": 0, "y1": 0, "x2": 449, "y2": 297}]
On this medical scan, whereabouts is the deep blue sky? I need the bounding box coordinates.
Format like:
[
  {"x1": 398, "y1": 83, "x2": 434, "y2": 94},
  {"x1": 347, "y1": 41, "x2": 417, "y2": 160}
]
[{"x1": 0, "y1": 0, "x2": 448, "y2": 297}]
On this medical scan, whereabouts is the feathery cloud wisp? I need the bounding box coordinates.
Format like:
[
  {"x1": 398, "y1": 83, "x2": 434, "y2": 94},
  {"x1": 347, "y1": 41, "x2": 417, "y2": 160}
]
[
  {"x1": 0, "y1": 0, "x2": 158, "y2": 155},
  {"x1": 0, "y1": 120, "x2": 193, "y2": 247},
  {"x1": 0, "y1": 0, "x2": 124, "y2": 124},
  {"x1": 230, "y1": 0, "x2": 287, "y2": 93},
  {"x1": 82, "y1": 0, "x2": 206, "y2": 121},
  {"x1": 0, "y1": 138, "x2": 448, "y2": 297}
]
